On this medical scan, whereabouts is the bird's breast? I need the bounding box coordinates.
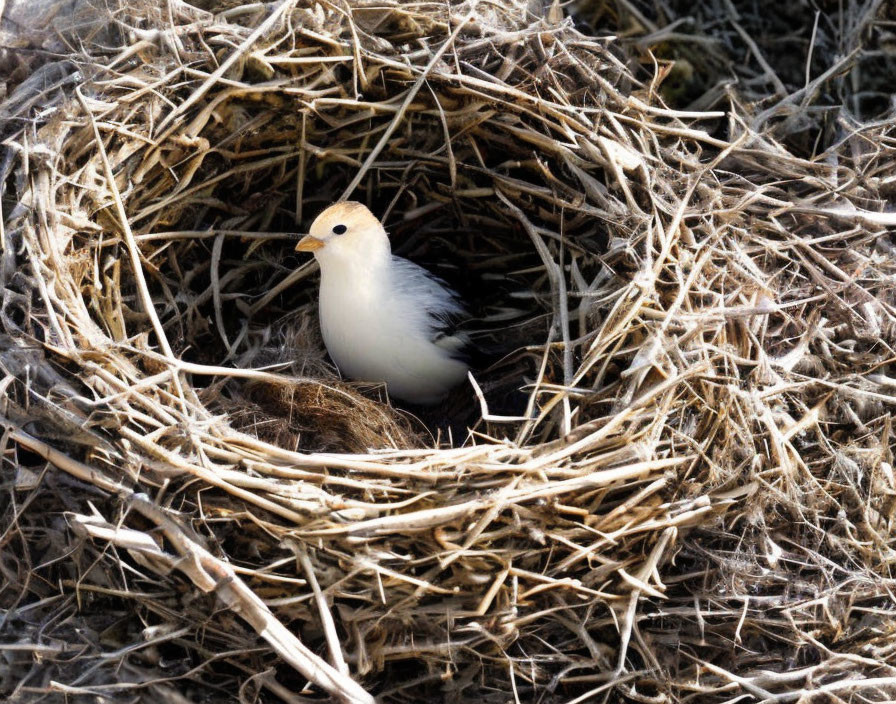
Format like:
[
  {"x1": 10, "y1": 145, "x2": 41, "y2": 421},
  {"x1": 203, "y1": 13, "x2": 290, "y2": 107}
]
[{"x1": 318, "y1": 273, "x2": 389, "y2": 376}]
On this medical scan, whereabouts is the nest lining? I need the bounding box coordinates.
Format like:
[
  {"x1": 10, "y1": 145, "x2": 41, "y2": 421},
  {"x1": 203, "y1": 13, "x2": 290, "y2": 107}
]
[{"x1": 2, "y1": 0, "x2": 896, "y2": 702}]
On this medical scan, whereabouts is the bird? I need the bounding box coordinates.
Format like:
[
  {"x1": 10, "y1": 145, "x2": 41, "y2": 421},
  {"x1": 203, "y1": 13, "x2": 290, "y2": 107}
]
[{"x1": 295, "y1": 201, "x2": 470, "y2": 405}]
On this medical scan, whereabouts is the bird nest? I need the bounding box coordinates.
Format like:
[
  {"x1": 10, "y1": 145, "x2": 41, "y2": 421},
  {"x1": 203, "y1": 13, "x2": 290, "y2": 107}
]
[{"x1": 3, "y1": 0, "x2": 896, "y2": 702}]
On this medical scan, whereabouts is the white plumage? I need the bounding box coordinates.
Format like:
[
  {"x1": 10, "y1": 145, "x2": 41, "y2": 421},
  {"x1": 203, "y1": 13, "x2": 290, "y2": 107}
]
[{"x1": 296, "y1": 201, "x2": 470, "y2": 404}]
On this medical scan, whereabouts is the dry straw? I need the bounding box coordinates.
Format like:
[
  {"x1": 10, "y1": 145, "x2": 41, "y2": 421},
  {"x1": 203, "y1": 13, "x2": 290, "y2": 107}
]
[{"x1": 2, "y1": 0, "x2": 896, "y2": 702}]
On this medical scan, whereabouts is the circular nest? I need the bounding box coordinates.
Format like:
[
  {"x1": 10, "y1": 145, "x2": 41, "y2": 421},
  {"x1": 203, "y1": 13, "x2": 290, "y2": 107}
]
[{"x1": 3, "y1": 1, "x2": 896, "y2": 702}]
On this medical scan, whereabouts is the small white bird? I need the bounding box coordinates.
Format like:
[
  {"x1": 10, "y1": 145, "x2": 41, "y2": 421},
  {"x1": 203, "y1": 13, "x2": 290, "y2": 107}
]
[{"x1": 296, "y1": 201, "x2": 470, "y2": 405}]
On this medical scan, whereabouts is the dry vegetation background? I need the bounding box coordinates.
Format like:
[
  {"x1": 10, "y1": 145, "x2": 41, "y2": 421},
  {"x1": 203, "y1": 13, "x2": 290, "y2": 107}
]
[{"x1": 1, "y1": 0, "x2": 896, "y2": 702}]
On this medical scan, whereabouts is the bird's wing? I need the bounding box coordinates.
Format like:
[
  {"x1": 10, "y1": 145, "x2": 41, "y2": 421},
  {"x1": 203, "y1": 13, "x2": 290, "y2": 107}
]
[{"x1": 389, "y1": 255, "x2": 471, "y2": 357}]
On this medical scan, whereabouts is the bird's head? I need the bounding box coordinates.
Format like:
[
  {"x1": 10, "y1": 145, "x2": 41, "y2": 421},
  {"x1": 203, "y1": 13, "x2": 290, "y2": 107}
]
[{"x1": 296, "y1": 201, "x2": 390, "y2": 264}]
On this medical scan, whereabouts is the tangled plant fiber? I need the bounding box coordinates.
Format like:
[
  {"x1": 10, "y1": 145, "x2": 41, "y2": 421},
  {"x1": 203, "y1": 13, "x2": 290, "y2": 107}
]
[{"x1": 1, "y1": 0, "x2": 896, "y2": 702}]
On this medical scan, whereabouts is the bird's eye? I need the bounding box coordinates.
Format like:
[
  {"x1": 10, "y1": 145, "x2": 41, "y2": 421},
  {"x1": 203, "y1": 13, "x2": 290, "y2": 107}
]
[{"x1": 332, "y1": 224, "x2": 347, "y2": 235}]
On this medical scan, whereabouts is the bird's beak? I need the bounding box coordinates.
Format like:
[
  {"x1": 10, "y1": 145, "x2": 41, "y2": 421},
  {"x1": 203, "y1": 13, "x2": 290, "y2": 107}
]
[{"x1": 296, "y1": 235, "x2": 325, "y2": 252}]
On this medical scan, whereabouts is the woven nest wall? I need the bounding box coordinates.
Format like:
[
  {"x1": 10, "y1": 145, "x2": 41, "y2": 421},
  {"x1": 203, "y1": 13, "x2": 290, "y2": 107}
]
[{"x1": 2, "y1": 0, "x2": 896, "y2": 702}]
